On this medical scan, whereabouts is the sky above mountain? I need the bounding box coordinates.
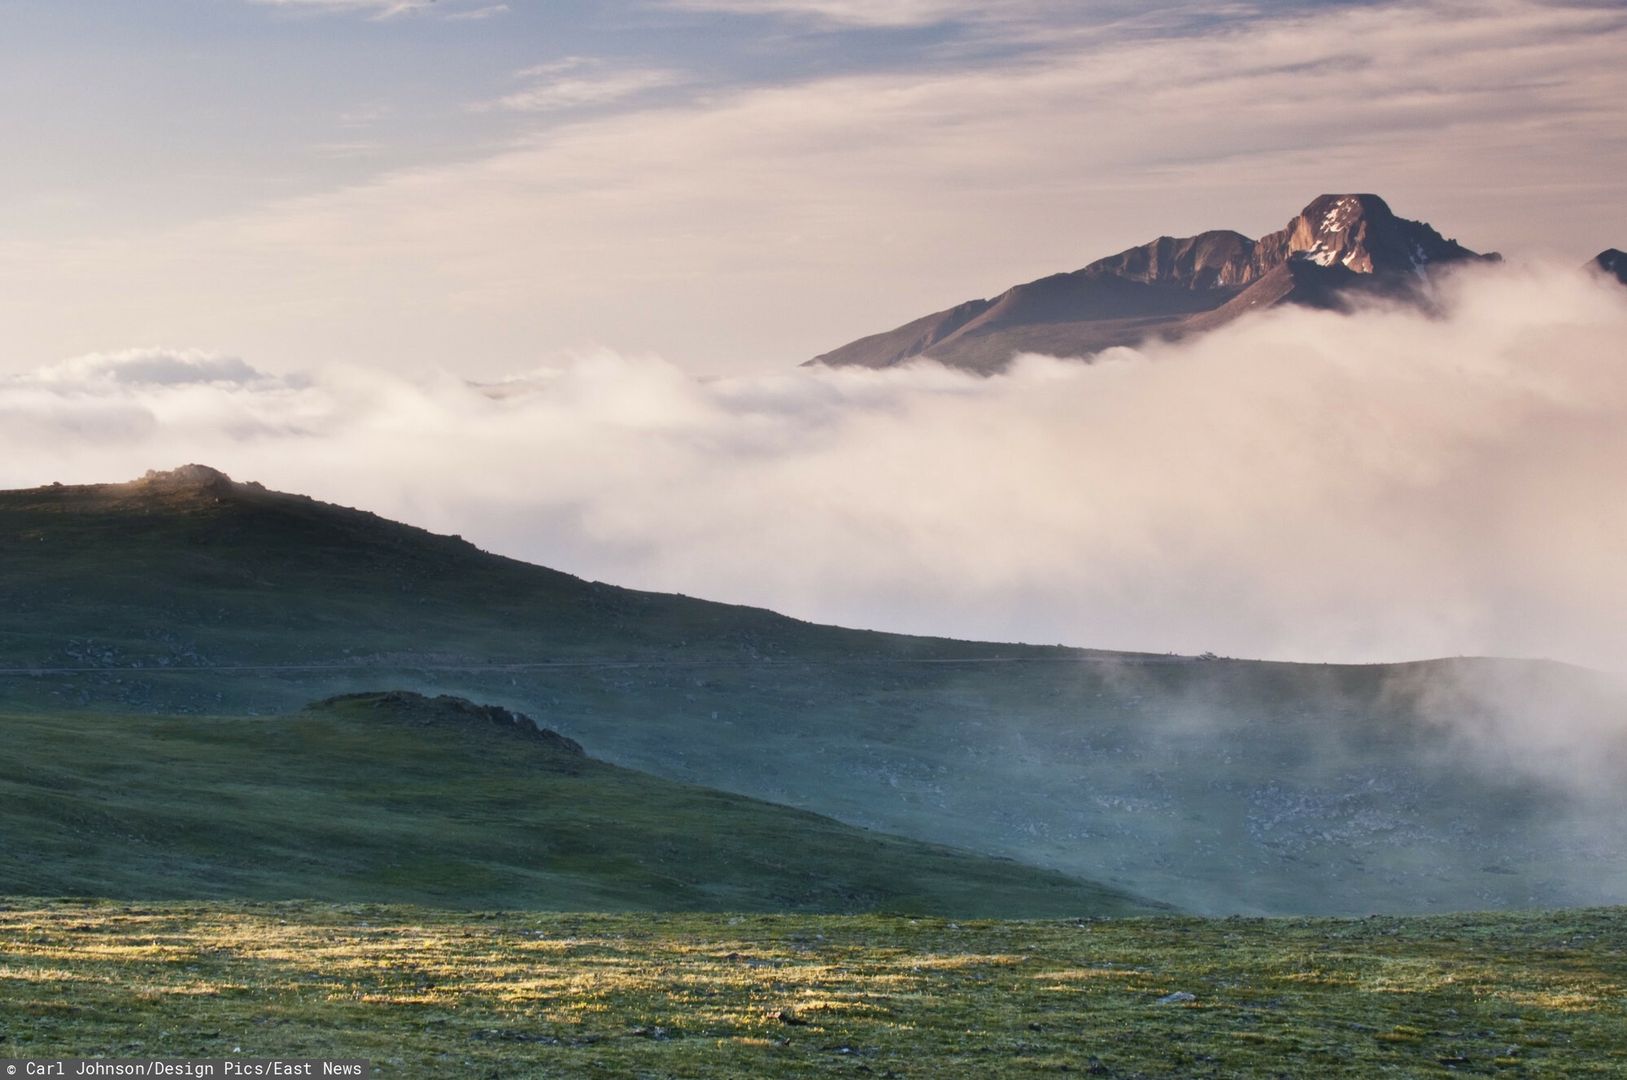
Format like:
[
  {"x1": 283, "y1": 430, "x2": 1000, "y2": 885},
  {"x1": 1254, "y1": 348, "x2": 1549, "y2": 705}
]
[{"x1": 1, "y1": 0, "x2": 1623, "y2": 376}]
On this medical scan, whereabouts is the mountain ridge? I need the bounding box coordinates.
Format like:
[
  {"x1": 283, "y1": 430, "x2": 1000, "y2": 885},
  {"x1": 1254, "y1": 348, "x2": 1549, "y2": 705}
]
[
  {"x1": 809, "y1": 193, "x2": 1498, "y2": 373},
  {"x1": 1594, "y1": 247, "x2": 1627, "y2": 285}
]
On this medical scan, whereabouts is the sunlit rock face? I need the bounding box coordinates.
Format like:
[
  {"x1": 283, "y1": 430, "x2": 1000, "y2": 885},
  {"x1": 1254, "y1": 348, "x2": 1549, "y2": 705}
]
[{"x1": 1262, "y1": 193, "x2": 1490, "y2": 274}]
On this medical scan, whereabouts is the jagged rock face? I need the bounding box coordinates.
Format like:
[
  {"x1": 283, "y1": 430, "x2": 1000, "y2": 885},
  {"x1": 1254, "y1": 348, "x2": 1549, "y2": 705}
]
[
  {"x1": 1082, "y1": 230, "x2": 1262, "y2": 289},
  {"x1": 1259, "y1": 193, "x2": 1487, "y2": 274},
  {"x1": 1089, "y1": 195, "x2": 1486, "y2": 287}
]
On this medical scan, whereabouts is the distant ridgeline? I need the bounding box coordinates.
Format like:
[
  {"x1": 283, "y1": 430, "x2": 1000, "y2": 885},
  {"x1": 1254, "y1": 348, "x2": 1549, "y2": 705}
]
[{"x1": 808, "y1": 192, "x2": 1627, "y2": 373}]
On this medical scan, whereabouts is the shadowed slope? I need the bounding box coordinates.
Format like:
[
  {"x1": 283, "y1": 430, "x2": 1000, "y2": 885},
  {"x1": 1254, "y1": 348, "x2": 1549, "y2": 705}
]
[{"x1": 0, "y1": 690, "x2": 1161, "y2": 916}]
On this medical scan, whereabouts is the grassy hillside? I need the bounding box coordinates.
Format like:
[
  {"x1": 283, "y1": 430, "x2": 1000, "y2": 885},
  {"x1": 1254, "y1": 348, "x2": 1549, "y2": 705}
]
[
  {"x1": 0, "y1": 466, "x2": 1080, "y2": 671},
  {"x1": 0, "y1": 692, "x2": 1155, "y2": 917},
  {"x1": 4, "y1": 468, "x2": 1626, "y2": 915},
  {"x1": 4, "y1": 899, "x2": 1624, "y2": 1077}
]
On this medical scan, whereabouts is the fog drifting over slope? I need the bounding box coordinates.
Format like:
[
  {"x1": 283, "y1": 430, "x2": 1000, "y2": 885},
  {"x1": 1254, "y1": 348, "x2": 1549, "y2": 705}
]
[{"x1": 7, "y1": 262, "x2": 1626, "y2": 668}]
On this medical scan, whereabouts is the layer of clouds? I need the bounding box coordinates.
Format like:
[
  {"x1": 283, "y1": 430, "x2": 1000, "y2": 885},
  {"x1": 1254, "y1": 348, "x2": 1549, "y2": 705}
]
[
  {"x1": 7, "y1": 262, "x2": 1627, "y2": 669},
  {"x1": 5, "y1": 0, "x2": 1622, "y2": 376},
  {"x1": 35, "y1": 348, "x2": 279, "y2": 388}
]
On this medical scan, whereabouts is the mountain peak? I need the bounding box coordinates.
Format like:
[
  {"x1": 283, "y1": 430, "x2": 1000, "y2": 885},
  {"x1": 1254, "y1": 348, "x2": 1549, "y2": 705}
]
[
  {"x1": 1594, "y1": 249, "x2": 1627, "y2": 285},
  {"x1": 808, "y1": 192, "x2": 1496, "y2": 372},
  {"x1": 1266, "y1": 193, "x2": 1487, "y2": 274}
]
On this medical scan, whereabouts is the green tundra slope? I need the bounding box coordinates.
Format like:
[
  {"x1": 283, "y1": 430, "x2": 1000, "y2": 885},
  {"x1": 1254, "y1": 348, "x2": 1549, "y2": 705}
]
[
  {"x1": 0, "y1": 691, "x2": 1156, "y2": 916},
  {"x1": 3, "y1": 466, "x2": 1625, "y2": 915}
]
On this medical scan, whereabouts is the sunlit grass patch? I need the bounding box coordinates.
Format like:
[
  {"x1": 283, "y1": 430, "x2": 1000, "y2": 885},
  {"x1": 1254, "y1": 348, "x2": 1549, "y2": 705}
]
[{"x1": 2, "y1": 900, "x2": 1624, "y2": 1077}]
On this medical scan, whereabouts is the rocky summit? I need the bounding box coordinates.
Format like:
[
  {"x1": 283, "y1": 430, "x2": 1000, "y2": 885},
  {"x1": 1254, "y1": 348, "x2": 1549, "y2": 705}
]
[
  {"x1": 134, "y1": 463, "x2": 239, "y2": 494},
  {"x1": 314, "y1": 690, "x2": 587, "y2": 756},
  {"x1": 1593, "y1": 248, "x2": 1627, "y2": 285},
  {"x1": 807, "y1": 193, "x2": 1497, "y2": 373}
]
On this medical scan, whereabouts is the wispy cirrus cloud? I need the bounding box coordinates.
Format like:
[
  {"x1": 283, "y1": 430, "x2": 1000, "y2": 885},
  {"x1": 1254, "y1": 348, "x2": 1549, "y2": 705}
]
[
  {"x1": 474, "y1": 59, "x2": 686, "y2": 113},
  {"x1": 444, "y1": 3, "x2": 510, "y2": 19},
  {"x1": 251, "y1": 0, "x2": 432, "y2": 16},
  {"x1": 251, "y1": 0, "x2": 507, "y2": 19},
  {"x1": 654, "y1": 0, "x2": 1053, "y2": 29}
]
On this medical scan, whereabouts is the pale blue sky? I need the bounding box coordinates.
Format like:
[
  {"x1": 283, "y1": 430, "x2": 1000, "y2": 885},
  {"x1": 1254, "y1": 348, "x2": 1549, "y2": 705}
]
[{"x1": 1, "y1": 0, "x2": 1622, "y2": 375}]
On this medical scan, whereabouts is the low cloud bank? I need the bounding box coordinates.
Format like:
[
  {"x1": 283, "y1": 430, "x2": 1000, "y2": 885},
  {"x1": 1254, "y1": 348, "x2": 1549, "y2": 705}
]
[{"x1": 6, "y1": 262, "x2": 1627, "y2": 668}]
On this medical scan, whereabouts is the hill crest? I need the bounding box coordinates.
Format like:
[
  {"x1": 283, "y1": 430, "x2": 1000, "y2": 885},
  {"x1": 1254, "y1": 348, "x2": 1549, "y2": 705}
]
[{"x1": 314, "y1": 691, "x2": 587, "y2": 756}]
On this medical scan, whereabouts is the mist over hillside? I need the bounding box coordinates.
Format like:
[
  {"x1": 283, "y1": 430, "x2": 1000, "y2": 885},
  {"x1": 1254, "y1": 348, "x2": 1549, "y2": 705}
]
[
  {"x1": 7, "y1": 232, "x2": 1626, "y2": 920},
  {"x1": 5, "y1": 468, "x2": 1626, "y2": 916},
  {"x1": 8, "y1": 1, "x2": 1627, "y2": 1071},
  {"x1": 4, "y1": 261, "x2": 1626, "y2": 669}
]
